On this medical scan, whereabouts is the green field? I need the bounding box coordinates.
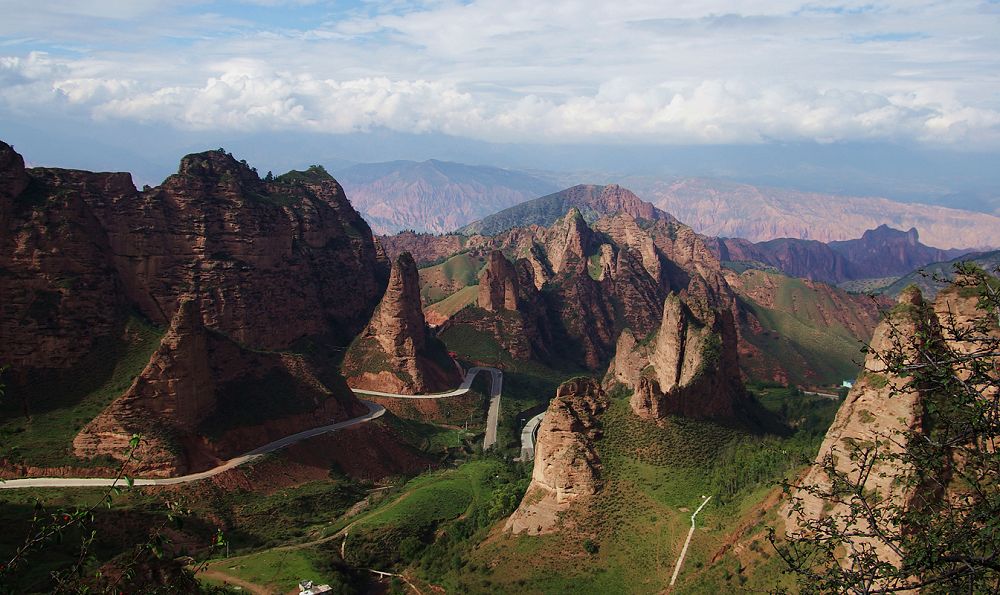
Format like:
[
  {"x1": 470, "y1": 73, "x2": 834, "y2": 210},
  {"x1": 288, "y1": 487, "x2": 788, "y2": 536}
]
[
  {"x1": 0, "y1": 314, "x2": 164, "y2": 467},
  {"x1": 426, "y1": 284, "x2": 479, "y2": 320}
]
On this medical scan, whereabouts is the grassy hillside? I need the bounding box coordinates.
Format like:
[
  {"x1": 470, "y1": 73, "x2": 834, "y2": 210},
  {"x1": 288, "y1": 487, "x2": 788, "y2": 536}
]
[
  {"x1": 0, "y1": 314, "x2": 164, "y2": 467},
  {"x1": 734, "y1": 271, "x2": 875, "y2": 387},
  {"x1": 419, "y1": 252, "x2": 485, "y2": 304},
  {"x1": 425, "y1": 285, "x2": 479, "y2": 323},
  {"x1": 433, "y1": 387, "x2": 838, "y2": 593}
]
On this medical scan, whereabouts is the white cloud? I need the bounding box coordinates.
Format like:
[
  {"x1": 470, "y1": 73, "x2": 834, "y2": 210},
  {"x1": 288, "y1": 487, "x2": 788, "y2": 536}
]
[{"x1": 1, "y1": 0, "x2": 999, "y2": 147}]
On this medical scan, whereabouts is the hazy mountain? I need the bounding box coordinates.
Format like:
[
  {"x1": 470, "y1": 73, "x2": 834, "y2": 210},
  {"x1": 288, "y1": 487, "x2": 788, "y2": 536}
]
[
  {"x1": 335, "y1": 159, "x2": 557, "y2": 234},
  {"x1": 627, "y1": 177, "x2": 1000, "y2": 250},
  {"x1": 457, "y1": 184, "x2": 674, "y2": 236},
  {"x1": 881, "y1": 250, "x2": 1000, "y2": 298},
  {"x1": 709, "y1": 225, "x2": 972, "y2": 285}
]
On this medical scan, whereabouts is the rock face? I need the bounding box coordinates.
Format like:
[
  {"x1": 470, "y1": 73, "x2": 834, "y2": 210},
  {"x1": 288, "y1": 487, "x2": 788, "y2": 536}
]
[
  {"x1": 378, "y1": 231, "x2": 467, "y2": 266},
  {"x1": 506, "y1": 377, "x2": 608, "y2": 535},
  {"x1": 478, "y1": 250, "x2": 521, "y2": 312},
  {"x1": 343, "y1": 252, "x2": 461, "y2": 394},
  {"x1": 610, "y1": 292, "x2": 748, "y2": 421},
  {"x1": 447, "y1": 250, "x2": 554, "y2": 361},
  {"x1": 783, "y1": 287, "x2": 940, "y2": 568},
  {"x1": 0, "y1": 142, "x2": 388, "y2": 474}
]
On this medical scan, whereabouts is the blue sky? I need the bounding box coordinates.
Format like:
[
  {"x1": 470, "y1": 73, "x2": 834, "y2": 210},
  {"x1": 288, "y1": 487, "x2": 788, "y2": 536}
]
[{"x1": 1, "y1": 1, "x2": 999, "y2": 205}]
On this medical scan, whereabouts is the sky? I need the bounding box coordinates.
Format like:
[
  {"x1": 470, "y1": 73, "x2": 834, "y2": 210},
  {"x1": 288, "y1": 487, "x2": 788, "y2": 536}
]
[{"x1": 1, "y1": 1, "x2": 999, "y2": 207}]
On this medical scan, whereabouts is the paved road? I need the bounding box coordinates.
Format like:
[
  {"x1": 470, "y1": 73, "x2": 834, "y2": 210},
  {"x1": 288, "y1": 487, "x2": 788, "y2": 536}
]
[
  {"x1": 0, "y1": 366, "x2": 503, "y2": 489},
  {"x1": 516, "y1": 412, "x2": 545, "y2": 461},
  {"x1": 480, "y1": 368, "x2": 503, "y2": 450}
]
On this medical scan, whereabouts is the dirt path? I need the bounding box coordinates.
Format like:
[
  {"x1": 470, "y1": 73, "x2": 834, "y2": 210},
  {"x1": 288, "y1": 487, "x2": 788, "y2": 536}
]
[{"x1": 198, "y1": 568, "x2": 272, "y2": 595}]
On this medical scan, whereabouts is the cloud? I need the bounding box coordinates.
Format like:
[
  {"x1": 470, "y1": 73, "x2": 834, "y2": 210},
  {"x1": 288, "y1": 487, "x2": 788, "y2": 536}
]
[{"x1": 1, "y1": 0, "x2": 999, "y2": 148}]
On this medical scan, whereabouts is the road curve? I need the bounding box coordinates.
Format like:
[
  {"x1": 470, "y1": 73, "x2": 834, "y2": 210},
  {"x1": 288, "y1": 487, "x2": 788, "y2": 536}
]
[
  {"x1": 0, "y1": 366, "x2": 503, "y2": 489},
  {"x1": 516, "y1": 412, "x2": 545, "y2": 461},
  {"x1": 670, "y1": 495, "x2": 713, "y2": 586}
]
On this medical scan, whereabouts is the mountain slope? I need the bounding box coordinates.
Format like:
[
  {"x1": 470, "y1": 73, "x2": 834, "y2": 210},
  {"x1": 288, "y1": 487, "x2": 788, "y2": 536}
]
[
  {"x1": 336, "y1": 159, "x2": 557, "y2": 234},
  {"x1": 458, "y1": 184, "x2": 674, "y2": 236},
  {"x1": 631, "y1": 177, "x2": 1000, "y2": 250},
  {"x1": 881, "y1": 250, "x2": 1000, "y2": 298}
]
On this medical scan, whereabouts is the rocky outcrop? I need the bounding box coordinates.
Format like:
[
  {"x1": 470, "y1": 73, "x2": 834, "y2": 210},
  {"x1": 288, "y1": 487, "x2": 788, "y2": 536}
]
[
  {"x1": 478, "y1": 250, "x2": 521, "y2": 312},
  {"x1": 608, "y1": 290, "x2": 748, "y2": 421},
  {"x1": 343, "y1": 252, "x2": 460, "y2": 394},
  {"x1": 783, "y1": 287, "x2": 935, "y2": 568},
  {"x1": 506, "y1": 377, "x2": 608, "y2": 535},
  {"x1": 1, "y1": 143, "x2": 389, "y2": 474},
  {"x1": 73, "y1": 298, "x2": 365, "y2": 476}
]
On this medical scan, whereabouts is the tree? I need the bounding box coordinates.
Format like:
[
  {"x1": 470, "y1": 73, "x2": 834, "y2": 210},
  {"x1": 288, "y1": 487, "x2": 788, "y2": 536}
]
[{"x1": 772, "y1": 263, "x2": 1000, "y2": 593}]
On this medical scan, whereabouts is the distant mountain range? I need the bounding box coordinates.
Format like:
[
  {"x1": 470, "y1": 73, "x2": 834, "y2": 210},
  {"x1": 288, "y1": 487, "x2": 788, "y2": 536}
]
[
  {"x1": 335, "y1": 159, "x2": 557, "y2": 234},
  {"x1": 707, "y1": 225, "x2": 971, "y2": 285},
  {"x1": 338, "y1": 159, "x2": 1000, "y2": 249},
  {"x1": 625, "y1": 177, "x2": 1000, "y2": 250}
]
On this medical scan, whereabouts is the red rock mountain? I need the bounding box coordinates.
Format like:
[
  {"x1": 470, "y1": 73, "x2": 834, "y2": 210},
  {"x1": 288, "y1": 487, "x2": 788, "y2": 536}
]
[
  {"x1": 505, "y1": 377, "x2": 609, "y2": 535},
  {"x1": 458, "y1": 184, "x2": 675, "y2": 236},
  {"x1": 342, "y1": 252, "x2": 461, "y2": 394},
  {"x1": 708, "y1": 224, "x2": 970, "y2": 284},
  {"x1": 0, "y1": 141, "x2": 388, "y2": 474}
]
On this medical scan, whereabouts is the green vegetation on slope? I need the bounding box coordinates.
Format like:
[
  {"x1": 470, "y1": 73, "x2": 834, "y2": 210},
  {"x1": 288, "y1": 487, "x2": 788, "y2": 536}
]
[
  {"x1": 737, "y1": 272, "x2": 871, "y2": 386},
  {"x1": 451, "y1": 385, "x2": 838, "y2": 594},
  {"x1": 0, "y1": 314, "x2": 164, "y2": 467},
  {"x1": 419, "y1": 252, "x2": 485, "y2": 304},
  {"x1": 425, "y1": 285, "x2": 479, "y2": 320}
]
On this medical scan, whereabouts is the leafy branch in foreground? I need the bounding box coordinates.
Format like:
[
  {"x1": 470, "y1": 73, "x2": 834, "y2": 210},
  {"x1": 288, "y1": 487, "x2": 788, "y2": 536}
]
[
  {"x1": 1, "y1": 433, "x2": 226, "y2": 593},
  {"x1": 773, "y1": 263, "x2": 1000, "y2": 594}
]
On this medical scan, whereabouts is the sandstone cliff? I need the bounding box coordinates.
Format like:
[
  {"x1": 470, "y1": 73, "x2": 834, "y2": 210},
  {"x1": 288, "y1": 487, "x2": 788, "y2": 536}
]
[
  {"x1": 1, "y1": 142, "x2": 388, "y2": 473},
  {"x1": 343, "y1": 252, "x2": 461, "y2": 394},
  {"x1": 608, "y1": 290, "x2": 748, "y2": 421},
  {"x1": 444, "y1": 250, "x2": 554, "y2": 362},
  {"x1": 506, "y1": 377, "x2": 608, "y2": 535},
  {"x1": 783, "y1": 287, "x2": 936, "y2": 568}
]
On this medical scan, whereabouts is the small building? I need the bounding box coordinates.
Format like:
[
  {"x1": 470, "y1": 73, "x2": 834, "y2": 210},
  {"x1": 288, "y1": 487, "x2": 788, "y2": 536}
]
[
  {"x1": 299, "y1": 579, "x2": 333, "y2": 594},
  {"x1": 842, "y1": 380, "x2": 854, "y2": 389}
]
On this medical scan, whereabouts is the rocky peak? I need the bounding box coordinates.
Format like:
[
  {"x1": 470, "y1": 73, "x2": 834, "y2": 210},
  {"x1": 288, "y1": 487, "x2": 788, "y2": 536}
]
[
  {"x1": 505, "y1": 377, "x2": 609, "y2": 535},
  {"x1": 343, "y1": 251, "x2": 460, "y2": 394},
  {"x1": 369, "y1": 252, "x2": 428, "y2": 355},
  {"x1": 784, "y1": 286, "x2": 933, "y2": 568},
  {"x1": 0, "y1": 141, "x2": 28, "y2": 209},
  {"x1": 607, "y1": 289, "x2": 747, "y2": 421},
  {"x1": 478, "y1": 250, "x2": 521, "y2": 312},
  {"x1": 544, "y1": 208, "x2": 593, "y2": 275}
]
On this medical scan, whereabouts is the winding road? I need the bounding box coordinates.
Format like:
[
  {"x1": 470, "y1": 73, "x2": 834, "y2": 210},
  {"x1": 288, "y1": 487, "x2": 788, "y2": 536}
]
[{"x1": 0, "y1": 367, "x2": 504, "y2": 490}]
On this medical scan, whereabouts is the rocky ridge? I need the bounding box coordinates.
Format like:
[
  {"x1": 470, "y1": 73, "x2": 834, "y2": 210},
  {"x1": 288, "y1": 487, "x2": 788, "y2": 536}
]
[
  {"x1": 506, "y1": 377, "x2": 609, "y2": 535},
  {"x1": 0, "y1": 141, "x2": 388, "y2": 474},
  {"x1": 708, "y1": 224, "x2": 970, "y2": 284},
  {"x1": 342, "y1": 252, "x2": 460, "y2": 394},
  {"x1": 783, "y1": 283, "x2": 997, "y2": 568}
]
